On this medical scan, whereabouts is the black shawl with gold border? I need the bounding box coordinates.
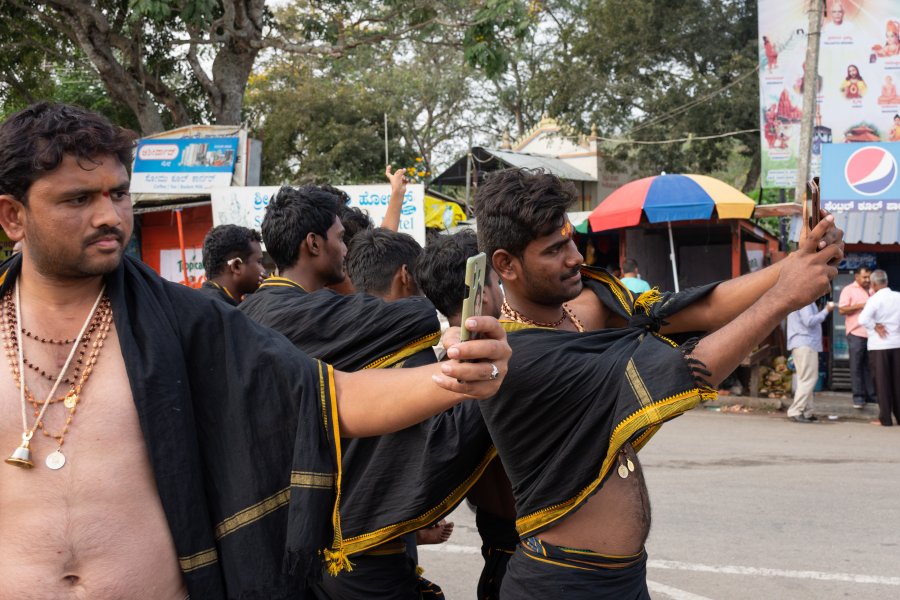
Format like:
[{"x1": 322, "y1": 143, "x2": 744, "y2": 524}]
[
  {"x1": 240, "y1": 278, "x2": 496, "y2": 559},
  {"x1": 0, "y1": 255, "x2": 343, "y2": 599},
  {"x1": 481, "y1": 266, "x2": 718, "y2": 538}
]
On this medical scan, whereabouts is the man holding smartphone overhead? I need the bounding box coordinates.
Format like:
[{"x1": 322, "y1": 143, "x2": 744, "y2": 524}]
[{"x1": 473, "y1": 168, "x2": 844, "y2": 598}]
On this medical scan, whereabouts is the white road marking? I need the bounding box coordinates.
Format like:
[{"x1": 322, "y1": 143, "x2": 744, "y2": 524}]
[
  {"x1": 418, "y1": 543, "x2": 480, "y2": 554},
  {"x1": 648, "y1": 560, "x2": 900, "y2": 586},
  {"x1": 420, "y1": 545, "x2": 900, "y2": 587},
  {"x1": 647, "y1": 580, "x2": 715, "y2": 600}
]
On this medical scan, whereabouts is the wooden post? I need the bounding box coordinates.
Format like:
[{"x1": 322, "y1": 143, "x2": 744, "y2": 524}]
[
  {"x1": 175, "y1": 209, "x2": 189, "y2": 286},
  {"x1": 794, "y1": 0, "x2": 824, "y2": 204}
]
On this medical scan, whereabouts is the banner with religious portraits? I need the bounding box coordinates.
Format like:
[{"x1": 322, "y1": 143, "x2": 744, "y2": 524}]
[{"x1": 759, "y1": 0, "x2": 900, "y2": 188}]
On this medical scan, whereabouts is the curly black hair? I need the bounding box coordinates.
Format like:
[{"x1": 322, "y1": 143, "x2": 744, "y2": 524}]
[
  {"x1": 474, "y1": 168, "x2": 576, "y2": 262},
  {"x1": 202, "y1": 224, "x2": 262, "y2": 278},
  {"x1": 340, "y1": 205, "x2": 374, "y2": 244},
  {"x1": 0, "y1": 102, "x2": 136, "y2": 203},
  {"x1": 414, "y1": 229, "x2": 489, "y2": 318},
  {"x1": 261, "y1": 185, "x2": 343, "y2": 271},
  {"x1": 346, "y1": 228, "x2": 421, "y2": 296}
]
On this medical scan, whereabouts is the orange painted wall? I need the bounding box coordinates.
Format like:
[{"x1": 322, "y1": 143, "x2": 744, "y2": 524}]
[{"x1": 139, "y1": 205, "x2": 213, "y2": 274}]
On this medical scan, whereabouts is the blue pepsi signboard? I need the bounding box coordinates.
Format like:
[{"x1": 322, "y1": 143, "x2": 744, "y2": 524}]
[
  {"x1": 821, "y1": 143, "x2": 900, "y2": 213},
  {"x1": 131, "y1": 137, "x2": 239, "y2": 194}
]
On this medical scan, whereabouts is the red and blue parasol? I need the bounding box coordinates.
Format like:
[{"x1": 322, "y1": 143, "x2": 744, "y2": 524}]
[
  {"x1": 587, "y1": 174, "x2": 756, "y2": 292},
  {"x1": 588, "y1": 174, "x2": 756, "y2": 232}
]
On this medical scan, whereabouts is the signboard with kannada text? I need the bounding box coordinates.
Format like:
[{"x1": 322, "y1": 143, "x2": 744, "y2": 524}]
[
  {"x1": 210, "y1": 184, "x2": 426, "y2": 246},
  {"x1": 821, "y1": 142, "x2": 900, "y2": 212},
  {"x1": 131, "y1": 137, "x2": 239, "y2": 194}
]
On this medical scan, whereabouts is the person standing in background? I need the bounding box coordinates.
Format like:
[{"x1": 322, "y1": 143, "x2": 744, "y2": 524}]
[
  {"x1": 839, "y1": 267, "x2": 877, "y2": 409},
  {"x1": 858, "y1": 270, "x2": 900, "y2": 427},
  {"x1": 620, "y1": 257, "x2": 651, "y2": 295},
  {"x1": 786, "y1": 300, "x2": 834, "y2": 423}
]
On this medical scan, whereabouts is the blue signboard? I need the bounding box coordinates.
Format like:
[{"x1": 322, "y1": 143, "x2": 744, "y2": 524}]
[
  {"x1": 131, "y1": 137, "x2": 239, "y2": 194},
  {"x1": 821, "y1": 143, "x2": 900, "y2": 212}
]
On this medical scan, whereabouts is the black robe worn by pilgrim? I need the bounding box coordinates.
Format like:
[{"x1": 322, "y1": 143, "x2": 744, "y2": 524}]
[
  {"x1": 240, "y1": 278, "x2": 496, "y2": 559},
  {"x1": 196, "y1": 280, "x2": 239, "y2": 306},
  {"x1": 481, "y1": 266, "x2": 718, "y2": 539},
  {"x1": 0, "y1": 255, "x2": 344, "y2": 600}
]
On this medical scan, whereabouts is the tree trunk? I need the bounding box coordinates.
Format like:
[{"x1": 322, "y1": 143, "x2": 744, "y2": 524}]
[
  {"x1": 742, "y1": 146, "x2": 761, "y2": 193},
  {"x1": 210, "y1": 42, "x2": 259, "y2": 125}
]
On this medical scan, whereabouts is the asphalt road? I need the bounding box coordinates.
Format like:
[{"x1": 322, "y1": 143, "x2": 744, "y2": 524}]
[{"x1": 417, "y1": 409, "x2": 900, "y2": 599}]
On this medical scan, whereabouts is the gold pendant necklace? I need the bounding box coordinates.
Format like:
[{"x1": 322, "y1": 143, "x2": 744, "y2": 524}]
[{"x1": 5, "y1": 281, "x2": 105, "y2": 470}]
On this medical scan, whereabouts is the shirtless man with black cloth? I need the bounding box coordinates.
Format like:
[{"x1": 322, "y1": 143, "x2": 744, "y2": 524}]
[
  {"x1": 474, "y1": 168, "x2": 843, "y2": 598},
  {"x1": 0, "y1": 102, "x2": 510, "y2": 600}
]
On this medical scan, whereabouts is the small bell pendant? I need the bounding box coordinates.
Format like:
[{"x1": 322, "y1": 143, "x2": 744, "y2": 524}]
[{"x1": 6, "y1": 440, "x2": 33, "y2": 468}]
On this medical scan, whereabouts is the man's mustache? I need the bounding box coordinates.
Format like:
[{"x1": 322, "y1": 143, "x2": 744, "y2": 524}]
[{"x1": 83, "y1": 226, "x2": 125, "y2": 246}]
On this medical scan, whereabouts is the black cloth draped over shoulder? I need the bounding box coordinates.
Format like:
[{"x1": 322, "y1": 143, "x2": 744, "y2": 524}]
[
  {"x1": 196, "y1": 280, "x2": 239, "y2": 306},
  {"x1": 480, "y1": 265, "x2": 719, "y2": 538},
  {"x1": 240, "y1": 277, "x2": 496, "y2": 559},
  {"x1": 0, "y1": 255, "x2": 343, "y2": 599}
]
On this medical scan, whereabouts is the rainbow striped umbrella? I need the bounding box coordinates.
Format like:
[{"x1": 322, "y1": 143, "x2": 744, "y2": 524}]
[
  {"x1": 587, "y1": 174, "x2": 756, "y2": 292},
  {"x1": 587, "y1": 174, "x2": 756, "y2": 232}
]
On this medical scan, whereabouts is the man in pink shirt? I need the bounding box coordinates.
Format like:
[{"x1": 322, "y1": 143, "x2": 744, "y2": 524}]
[{"x1": 839, "y1": 267, "x2": 877, "y2": 408}]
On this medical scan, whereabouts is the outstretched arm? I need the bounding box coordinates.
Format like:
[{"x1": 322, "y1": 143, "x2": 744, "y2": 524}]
[
  {"x1": 687, "y1": 218, "x2": 842, "y2": 386},
  {"x1": 662, "y1": 211, "x2": 844, "y2": 334},
  {"x1": 334, "y1": 316, "x2": 510, "y2": 437},
  {"x1": 381, "y1": 165, "x2": 408, "y2": 231}
]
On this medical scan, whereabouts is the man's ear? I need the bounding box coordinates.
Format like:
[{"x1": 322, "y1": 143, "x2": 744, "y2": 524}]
[
  {"x1": 492, "y1": 249, "x2": 519, "y2": 283},
  {"x1": 400, "y1": 264, "x2": 415, "y2": 291},
  {"x1": 0, "y1": 195, "x2": 26, "y2": 242},
  {"x1": 304, "y1": 232, "x2": 320, "y2": 257}
]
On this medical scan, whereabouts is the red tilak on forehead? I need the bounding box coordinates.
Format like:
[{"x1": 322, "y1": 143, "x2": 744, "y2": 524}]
[
  {"x1": 560, "y1": 221, "x2": 573, "y2": 237},
  {"x1": 102, "y1": 191, "x2": 110, "y2": 198}
]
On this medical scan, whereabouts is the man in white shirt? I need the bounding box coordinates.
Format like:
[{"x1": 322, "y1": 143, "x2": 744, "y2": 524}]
[
  {"x1": 858, "y1": 269, "x2": 900, "y2": 426},
  {"x1": 786, "y1": 300, "x2": 834, "y2": 423}
]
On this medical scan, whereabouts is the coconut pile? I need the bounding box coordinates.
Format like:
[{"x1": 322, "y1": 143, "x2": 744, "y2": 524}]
[{"x1": 757, "y1": 356, "x2": 792, "y2": 399}]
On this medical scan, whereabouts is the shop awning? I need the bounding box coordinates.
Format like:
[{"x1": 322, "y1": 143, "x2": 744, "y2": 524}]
[
  {"x1": 789, "y1": 210, "x2": 900, "y2": 244},
  {"x1": 431, "y1": 147, "x2": 595, "y2": 186}
]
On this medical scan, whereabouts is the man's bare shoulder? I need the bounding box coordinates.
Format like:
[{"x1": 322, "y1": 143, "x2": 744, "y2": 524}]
[{"x1": 568, "y1": 286, "x2": 627, "y2": 330}]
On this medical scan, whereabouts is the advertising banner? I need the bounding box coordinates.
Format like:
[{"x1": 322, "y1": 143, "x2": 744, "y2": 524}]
[
  {"x1": 131, "y1": 137, "x2": 239, "y2": 194},
  {"x1": 159, "y1": 247, "x2": 206, "y2": 284},
  {"x1": 821, "y1": 142, "x2": 900, "y2": 211},
  {"x1": 210, "y1": 184, "x2": 427, "y2": 246},
  {"x1": 759, "y1": 0, "x2": 900, "y2": 188}
]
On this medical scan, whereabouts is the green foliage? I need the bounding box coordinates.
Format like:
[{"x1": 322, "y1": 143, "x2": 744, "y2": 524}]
[
  {"x1": 245, "y1": 61, "x2": 419, "y2": 185},
  {"x1": 464, "y1": 0, "x2": 533, "y2": 77}
]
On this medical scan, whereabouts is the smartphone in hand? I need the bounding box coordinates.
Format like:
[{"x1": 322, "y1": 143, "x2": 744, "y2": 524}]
[
  {"x1": 805, "y1": 176, "x2": 821, "y2": 232},
  {"x1": 459, "y1": 252, "x2": 486, "y2": 342}
]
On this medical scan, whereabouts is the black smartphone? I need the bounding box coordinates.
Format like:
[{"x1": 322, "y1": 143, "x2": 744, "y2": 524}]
[{"x1": 459, "y1": 252, "x2": 486, "y2": 342}]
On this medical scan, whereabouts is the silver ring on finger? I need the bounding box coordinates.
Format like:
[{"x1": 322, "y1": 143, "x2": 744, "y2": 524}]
[{"x1": 488, "y1": 363, "x2": 500, "y2": 380}]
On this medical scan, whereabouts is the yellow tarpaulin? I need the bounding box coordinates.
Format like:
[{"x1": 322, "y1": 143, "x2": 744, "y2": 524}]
[{"x1": 425, "y1": 195, "x2": 467, "y2": 230}]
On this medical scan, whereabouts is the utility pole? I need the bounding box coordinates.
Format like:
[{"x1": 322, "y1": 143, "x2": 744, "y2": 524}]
[
  {"x1": 384, "y1": 113, "x2": 389, "y2": 166},
  {"x1": 464, "y1": 131, "x2": 473, "y2": 215},
  {"x1": 794, "y1": 0, "x2": 823, "y2": 204}
]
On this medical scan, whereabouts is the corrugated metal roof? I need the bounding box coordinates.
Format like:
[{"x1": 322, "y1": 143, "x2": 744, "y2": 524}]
[
  {"x1": 789, "y1": 211, "x2": 900, "y2": 244},
  {"x1": 484, "y1": 148, "x2": 596, "y2": 182}
]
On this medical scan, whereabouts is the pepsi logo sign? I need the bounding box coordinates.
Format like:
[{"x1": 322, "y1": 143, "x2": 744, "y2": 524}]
[{"x1": 844, "y1": 146, "x2": 897, "y2": 196}]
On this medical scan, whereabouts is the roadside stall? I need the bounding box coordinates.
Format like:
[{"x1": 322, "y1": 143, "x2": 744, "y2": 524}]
[
  {"x1": 129, "y1": 125, "x2": 262, "y2": 286},
  {"x1": 588, "y1": 174, "x2": 785, "y2": 397}
]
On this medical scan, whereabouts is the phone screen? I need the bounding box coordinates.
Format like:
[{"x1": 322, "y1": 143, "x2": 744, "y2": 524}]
[{"x1": 459, "y1": 253, "x2": 486, "y2": 342}]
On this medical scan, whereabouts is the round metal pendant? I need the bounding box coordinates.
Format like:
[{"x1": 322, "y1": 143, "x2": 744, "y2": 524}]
[
  {"x1": 45, "y1": 450, "x2": 66, "y2": 470},
  {"x1": 617, "y1": 464, "x2": 629, "y2": 479},
  {"x1": 64, "y1": 392, "x2": 78, "y2": 409},
  {"x1": 627, "y1": 459, "x2": 635, "y2": 472}
]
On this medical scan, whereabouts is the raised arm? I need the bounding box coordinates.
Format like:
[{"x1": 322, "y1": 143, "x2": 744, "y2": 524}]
[
  {"x1": 380, "y1": 165, "x2": 407, "y2": 231},
  {"x1": 687, "y1": 217, "x2": 842, "y2": 386},
  {"x1": 334, "y1": 316, "x2": 510, "y2": 437},
  {"x1": 662, "y1": 211, "x2": 844, "y2": 334}
]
